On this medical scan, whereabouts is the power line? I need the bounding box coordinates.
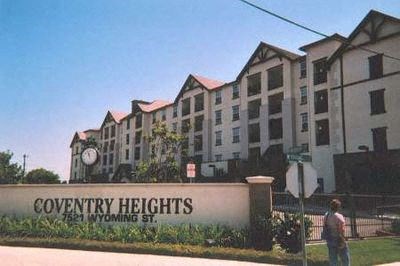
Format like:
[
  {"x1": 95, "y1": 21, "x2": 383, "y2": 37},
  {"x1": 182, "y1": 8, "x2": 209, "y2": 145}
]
[{"x1": 237, "y1": 0, "x2": 400, "y2": 62}]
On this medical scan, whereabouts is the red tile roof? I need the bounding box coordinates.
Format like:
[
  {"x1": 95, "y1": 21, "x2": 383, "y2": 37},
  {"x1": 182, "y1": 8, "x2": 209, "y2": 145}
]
[
  {"x1": 138, "y1": 100, "x2": 172, "y2": 113},
  {"x1": 192, "y1": 75, "x2": 225, "y2": 90},
  {"x1": 109, "y1": 111, "x2": 129, "y2": 123},
  {"x1": 77, "y1": 132, "x2": 87, "y2": 140}
]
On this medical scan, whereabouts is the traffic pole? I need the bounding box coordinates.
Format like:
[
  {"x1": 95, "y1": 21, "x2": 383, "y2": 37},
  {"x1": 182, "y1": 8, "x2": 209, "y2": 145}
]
[{"x1": 297, "y1": 162, "x2": 307, "y2": 266}]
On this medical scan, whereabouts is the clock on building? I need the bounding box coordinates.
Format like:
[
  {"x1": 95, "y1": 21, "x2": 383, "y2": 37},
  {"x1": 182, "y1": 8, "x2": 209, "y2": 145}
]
[{"x1": 81, "y1": 147, "x2": 99, "y2": 166}]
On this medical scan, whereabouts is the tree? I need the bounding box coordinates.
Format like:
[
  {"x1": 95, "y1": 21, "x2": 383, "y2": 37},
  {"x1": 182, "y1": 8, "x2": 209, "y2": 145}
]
[
  {"x1": 0, "y1": 151, "x2": 23, "y2": 184},
  {"x1": 136, "y1": 122, "x2": 186, "y2": 183},
  {"x1": 25, "y1": 168, "x2": 61, "y2": 184}
]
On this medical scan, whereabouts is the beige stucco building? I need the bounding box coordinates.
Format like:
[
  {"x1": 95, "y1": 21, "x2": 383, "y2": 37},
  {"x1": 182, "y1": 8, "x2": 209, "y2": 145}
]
[{"x1": 70, "y1": 10, "x2": 400, "y2": 193}]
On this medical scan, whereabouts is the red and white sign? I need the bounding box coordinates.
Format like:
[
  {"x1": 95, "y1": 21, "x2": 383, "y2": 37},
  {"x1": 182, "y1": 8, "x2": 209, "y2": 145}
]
[{"x1": 187, "y1": 163, "x2": 196, "y2": 178}]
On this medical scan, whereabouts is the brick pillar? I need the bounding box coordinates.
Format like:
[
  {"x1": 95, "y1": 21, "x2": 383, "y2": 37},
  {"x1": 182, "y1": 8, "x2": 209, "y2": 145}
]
[{"x1": 246, "y1": 175, "x2": 274, "y2": 250}]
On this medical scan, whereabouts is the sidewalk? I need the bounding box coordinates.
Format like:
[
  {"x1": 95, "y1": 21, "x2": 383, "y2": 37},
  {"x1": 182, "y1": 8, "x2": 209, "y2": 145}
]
[{"x1": 0, "y1": 245, "x2": 281, "y2": 266}]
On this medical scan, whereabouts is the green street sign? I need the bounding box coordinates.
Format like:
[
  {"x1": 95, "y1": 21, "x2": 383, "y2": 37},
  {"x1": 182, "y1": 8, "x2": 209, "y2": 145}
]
[{"x1": 287, "y1": 154, "x2": 312, "y2": 162}]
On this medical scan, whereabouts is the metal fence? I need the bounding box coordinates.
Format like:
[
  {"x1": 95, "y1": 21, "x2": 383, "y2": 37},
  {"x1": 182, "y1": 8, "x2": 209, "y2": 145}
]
[{"x1": 273, "y1": 192, "x2": 400, "y2": 241}]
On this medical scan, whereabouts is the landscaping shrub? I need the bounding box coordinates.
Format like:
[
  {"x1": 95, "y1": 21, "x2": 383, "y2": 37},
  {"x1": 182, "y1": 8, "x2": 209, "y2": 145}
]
[
  {"x1": 391, "y1": 219, "x2": 400, "y2": 234},
  {"x1": 0, "y1": 216, "x2": 250, "y2": 248},
  {"x1": 272, "y1": 213, "x2": 312, "y2": 253}
]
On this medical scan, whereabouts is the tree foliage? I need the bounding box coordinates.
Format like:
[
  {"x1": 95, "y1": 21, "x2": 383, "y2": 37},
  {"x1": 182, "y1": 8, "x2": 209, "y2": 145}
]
[
  {"x1": 136, "y1": 122, "x2": 186, "y2": 183},
  {"x1": 0, "y1": 151, "x2": 22, "y2": 184},
  {"x1": 25, "y1": 168, "x2": 61, "y2": 184}
]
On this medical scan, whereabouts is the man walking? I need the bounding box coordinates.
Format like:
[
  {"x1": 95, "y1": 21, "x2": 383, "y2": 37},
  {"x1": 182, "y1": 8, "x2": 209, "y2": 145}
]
[{"x1": 323, "y1": 199, "x2": 350, "y2": 265}]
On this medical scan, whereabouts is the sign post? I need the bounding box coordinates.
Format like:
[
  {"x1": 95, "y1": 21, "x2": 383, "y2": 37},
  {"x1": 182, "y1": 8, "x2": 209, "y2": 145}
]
[
  {"x1": 186, "y1": 163, "x2": 196, "y2": 183},
  {"x1": 298, "y1": 162, "x2": 307, "y2": 266},
  {"x1": 286, "y1": 148, "x2": 317, "y2": 266}
]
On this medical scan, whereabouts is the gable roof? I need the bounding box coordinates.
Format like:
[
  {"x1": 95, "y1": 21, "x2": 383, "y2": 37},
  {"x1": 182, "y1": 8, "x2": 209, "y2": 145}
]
[
  {"x1": 299, "y1": 33, "x2": 347, "y2": 52},
  {"x1": 236, "y1": 42, "x2": 300, "y2": 80},
  {"x1": 70, "y1": 131, "x2": 86, "y2": 147},
  {"x1": 138, "y1": 100, "x2": 173, "y2": 113},
  {"x1": 192, "y1": 75, "x2": 225, "y2": 90},
  {"x1": 327, "y1": 10, "x2": 400, "y2": 66},
  {"x1": 100, "y1": 110, "x2": 129, "y2": 128},
  {"x1": 174, "y1": 74, "x2": 226, "y2": 103}
]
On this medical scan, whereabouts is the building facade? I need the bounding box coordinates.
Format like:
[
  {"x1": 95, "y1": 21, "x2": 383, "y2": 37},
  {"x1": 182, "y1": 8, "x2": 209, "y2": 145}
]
[{"x1": 70, "y1": 10, "x2": 400, "y2": 193}]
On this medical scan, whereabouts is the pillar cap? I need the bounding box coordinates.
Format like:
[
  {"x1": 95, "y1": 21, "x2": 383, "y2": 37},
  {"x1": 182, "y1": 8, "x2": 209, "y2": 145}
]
[{"x1": 246, "y1": 176, "x2": 274, "y2": 184}]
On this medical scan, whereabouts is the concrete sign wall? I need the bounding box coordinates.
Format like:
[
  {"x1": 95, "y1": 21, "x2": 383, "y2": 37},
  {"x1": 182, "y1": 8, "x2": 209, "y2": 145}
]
[{"x1": 0, "y1": 183, "x2": 250, "y2": 228}]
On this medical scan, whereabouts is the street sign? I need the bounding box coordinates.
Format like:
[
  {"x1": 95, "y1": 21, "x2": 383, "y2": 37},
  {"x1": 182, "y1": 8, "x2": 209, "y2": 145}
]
[
  {"x1": 186, "y1": 163, "x2": 196, "y2": 178},
  {"x1": 285, "y1": 162, "x2": 318, "y2": 198},
  {"x1": 287, "y1": 154, "x2": 312, "y2": 162}
]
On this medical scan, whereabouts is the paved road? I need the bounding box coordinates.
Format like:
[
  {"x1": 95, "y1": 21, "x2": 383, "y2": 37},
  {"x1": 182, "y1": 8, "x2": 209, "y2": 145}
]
[{"x1": 0, "y1": 246, "x2": 280, "y2": 266}]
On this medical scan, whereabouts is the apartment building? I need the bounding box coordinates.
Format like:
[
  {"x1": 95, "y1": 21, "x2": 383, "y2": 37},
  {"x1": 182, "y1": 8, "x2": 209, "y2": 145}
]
[{"x1": 70, "y1": 10, "x2": 400, "y2": 193}]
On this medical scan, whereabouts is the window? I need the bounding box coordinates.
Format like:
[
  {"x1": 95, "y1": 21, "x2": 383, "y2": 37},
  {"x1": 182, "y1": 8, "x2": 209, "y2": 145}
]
[
  {"x1": 232, "y1": 127, "x2": 240, "y2": 143},
  {"x1": 300, "y1": 86, "x2": 307, "y2": 105},
  {"x1": 181, "y1": 137, "x2": 189, "y2": 155},
  {"x1": 369, "y1": 54, "x2": 383, "y2": 79},
  {"x1": 232, "y1": 152, "x2": 240, "y2": 159},
  {"x1": 215, "y1": 131, "x2": 222, "y2": 146},
  {"x1": 182, "y1": 98, "x2": 191, "y2": 116},
  {"x1": 372, "y1": 127, "x2": 387, "y2": 152},
  {"x1": 125, "y1": 149, "x2": 129, "y2": 160},
  {"x1": 269, "y1": 118, "x2": 283, "y2": 140},
  {"x1": 104, "y1": 127, "x2": 109, "y2": 139},
  {"x1": 161, "y1": 109, "x2": 166, "y2": 121},
  {"x1": 135, "y1": 113, "x2": 142, "y2": 128},
  {"x1": 194, "y1": 115, "x2": 203, "y2": 132},
  {"x1": 300, "y1": 113, "x2": 308, "y2": 132},
  {"x1": 182, "y1": 119, "x2": 190, "y2": 133},
  {"x1": 314, "y1": 89, "x2": 328, "y2": 114},
  {"x1": 74, "y1": 172, "x2": 77, "y2": 179},
  {"x1": 172, "y1": 122, "x2": 177, "y2": 132},
  {"x1": 313, "y1": 58, "x2": 327, "y2": 85},
  {"x1": 268, "y1": 65, "x2": 283, "y2": 90},
  {"x1": 103, "y1": 155, "x2": 107, "y2": 165},
  {"x1": 369, "y1": 89, "x2": 385, "y2": 115},
  {"x1": 126, "y1": 119, "x2": 130, "y2": 130},
  {"x1": 194, "y1": 135, "x2": 203, "y2": 152},
  {"x1": 75, "y1": 147, "x2": 79, "y2": 154},
  {"x1": 110, "y1": 140, "x2": 115, "y2": 151},
  {"x1": 215, "y1": 154, "x2": 223, "y2": 162},
  {"x1": 248, "y1": 123, "x2": 260, "y2": 143},
  {"x1": 268, "y1": 92, "x2": 283, "y2": 115},
  {"x1": 74, "y1": 158, "x2": 77, "y2": 168},
  {"x1": 194, "y1": 93, "x2": 204, "y2": 112},
  {"x1": 135, "y1": 131, "x2": 141, "y2": 144},
  {"x1": 109, "y1": 167, "x2": 113, "y2": 174},
  {"x1": 152, "y1": 112, "x2": 157, "y2": 124},
  {"x1": 103, "y1": 141, "x2": 108, "y2": 152},
  {"x1": 301, "y1": 143, "x2": 309, "y2": 153},
  {"x1": 194, "y1": 154, "x2": 203, "y2": 163},
  {"x1": 232, "y1": 105, "x2": 240, "y2": 121},
  {"x1": 232, "y1": 84, "x2": 240, "y2": 99},
  {"x1": 247, "y1": 72, "x2": 261, "y2": 96},
  {"x1": 109, "y1": 153, "x2": 114, "y2": 165},
  {"x1": 248, "y1": 99, "x2": 261, "y2": 119},
  {"x1": 173, "y1": 105, "x2": 178, "y2": 118},
  {"x1": 268, "y1": 144, "x2": 283, "y2": 155},
  {"x1": 111, "y1": 125, "x2": 116, "y2": 138},
  {"x1": 126, "y1": 134, "x2": 130, "y2": 145},
  {"x1": 248, "y1": 147, "x2": 261, "y2": 164},
  {"x1": 316, "y1": 119, "x2": 330, "y2": 146},
  {"x1": 215, "y1": 90, "x2": 222, "y2": 105},
  {"x1": 134, "y1": 147, "x2": 141, "y2": 160},
  {"x1": 300, "y1": 58, "x2": 307, "y2": 78},
  {"x1": 215, "y1": 110, "x2": 222, "y2": 125}
]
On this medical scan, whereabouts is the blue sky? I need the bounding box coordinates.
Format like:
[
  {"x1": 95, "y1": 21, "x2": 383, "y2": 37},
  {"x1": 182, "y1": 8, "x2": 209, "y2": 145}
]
[{"x1": 1, "y1": 0, "x2": 399, "y2": 181}]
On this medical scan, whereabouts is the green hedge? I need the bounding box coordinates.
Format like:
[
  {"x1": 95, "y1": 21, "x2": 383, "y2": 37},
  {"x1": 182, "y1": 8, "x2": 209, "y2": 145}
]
[{"x1": 0, "y1": 216, "x2": 250, "y2": 248}]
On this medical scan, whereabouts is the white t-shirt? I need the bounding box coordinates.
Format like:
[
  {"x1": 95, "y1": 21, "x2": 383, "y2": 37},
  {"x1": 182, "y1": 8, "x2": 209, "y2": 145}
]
[{"x1": 325, "y1": 211, "x2": 345, "y2": 240}]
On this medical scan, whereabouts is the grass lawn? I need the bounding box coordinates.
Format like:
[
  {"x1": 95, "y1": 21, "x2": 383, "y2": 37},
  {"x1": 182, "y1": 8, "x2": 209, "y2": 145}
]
[
  {"x1": 0, "y1": 236, "x2": 399, "y2": 265},
  {"x1": 307, "y1": 238, "x2": 400, "y2": 266}
]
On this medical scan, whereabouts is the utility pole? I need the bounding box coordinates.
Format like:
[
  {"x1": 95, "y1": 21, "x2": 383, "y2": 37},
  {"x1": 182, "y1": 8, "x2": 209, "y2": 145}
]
[{"x1": 22, "y1": 154, "x2": 28, "y2": 183}]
